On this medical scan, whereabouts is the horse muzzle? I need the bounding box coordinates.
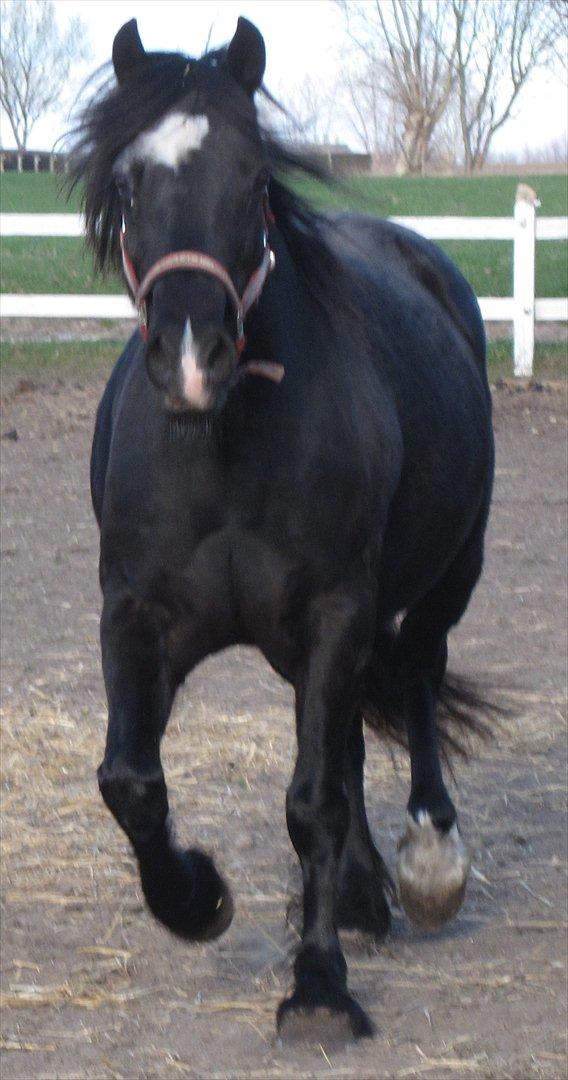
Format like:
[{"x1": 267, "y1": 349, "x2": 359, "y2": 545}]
[
  {"x1": 146, "y1": 318, "x2": 237, "y2": 414},
  {"x1": 120, "y1": 213, "x2": 280, "y2": 414}
]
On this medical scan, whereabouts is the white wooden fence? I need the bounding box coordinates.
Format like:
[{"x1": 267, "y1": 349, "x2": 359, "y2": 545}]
[{"x1": 1, "y1": 185, "x2": 566, "y2": 377}]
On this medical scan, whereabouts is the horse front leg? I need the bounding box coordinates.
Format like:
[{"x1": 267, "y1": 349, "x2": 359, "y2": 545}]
[
  {"x1": 337, "y1": 713, "x2": 393, "y2": 938},
  {"x1": 97, "y1": 589, "x2": 233, "y2": 940},
  {"x1": 277, "y1": 588, "x2": 375, "y2": 1042}
]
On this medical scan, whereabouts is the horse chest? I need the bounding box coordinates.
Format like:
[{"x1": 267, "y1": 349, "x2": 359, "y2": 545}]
[
  {"x1": 139, "y1": 468, "x2": 361, "y2": 674},
  {"x1": 153, "y1": 525, "x2": 305, "y2": 678},
  {"x1": 106, "y1": 424, "x2": 380, "y2": 674}
]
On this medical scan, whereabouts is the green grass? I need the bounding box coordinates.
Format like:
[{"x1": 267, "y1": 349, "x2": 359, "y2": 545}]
[
  {"x1": 1, "y1": 237, "x2": 121, "y2": 294},
  {"x1": 487, "y1": 340, "x2": 566, "y2": 381},
  {"x1": 296, "y1": 173, "x2": 568, "y2": 218},
  {"x1": 0, "y1": 172, "x2": 81, "y2": 213},
  {"x1": 1, "y1": 338, "x2": 565, "y2": 389},
  {"x1": 1, "y1": 234, "x2": 565, "y2": 298},
  {"x1": 1, "y1": 172, "x2": 566, "y2": 300},
  {"x1": 2, "y1": 171, "x2": 566, "y2": 217},
  {"x1": 438, "y1": 239, "x2": 567, "y2": 298}
]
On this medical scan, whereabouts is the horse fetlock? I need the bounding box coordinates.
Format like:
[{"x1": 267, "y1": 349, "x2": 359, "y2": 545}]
[
  {"x1": 294, "y1": 942, "x2": 347, "y2": 990},
  {"x1": 337, "y1": 855, "x2": 392, "y2": 939},
  {"x1": 397, "y1": 811, "x2": 471, "y2": 930},
  {"x1": 97, "y1": 761, "x2": 168, "y2": 843}
]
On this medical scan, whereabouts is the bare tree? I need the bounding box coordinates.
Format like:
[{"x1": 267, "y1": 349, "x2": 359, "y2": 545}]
[
  {"x1": 546, "y1": 0, "x2": 568, "y2": 74},
  {"x1": 453, "y1": 0, "x2": 567, "y2": 171},
  {"x1": 342, "y1": 57, "x2": 400, "y2": 163},
  {"x1": 427, "y1": 92, "x2": 464, "y2": 170},
  {"x1": 268, "y1": 75, "x2": 338, "y2": 147},
  {"x1": 338, "y1": 0, "x2": 458, "y2": 174},
  {"x1": 0, "y1": 0, "x2": 89, "y2": 151}
]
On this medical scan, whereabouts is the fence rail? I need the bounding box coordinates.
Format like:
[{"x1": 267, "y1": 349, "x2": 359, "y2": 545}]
[
  {"x1": 2, "y1": 212, "x2": 567, "y2": 242},
  {"x1": 1, "y1": 186, "x2": 566, "y2": 377}
]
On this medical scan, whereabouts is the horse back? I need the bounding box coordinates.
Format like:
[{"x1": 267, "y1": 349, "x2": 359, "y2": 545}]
[{"x1": 330, "y1": 213, "x2": 487, "y2": 377}]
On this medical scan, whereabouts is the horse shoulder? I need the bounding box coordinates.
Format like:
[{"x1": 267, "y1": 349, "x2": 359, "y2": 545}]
[{"x1": 91, "y1": 335, "x2": 140, "y2": 525}]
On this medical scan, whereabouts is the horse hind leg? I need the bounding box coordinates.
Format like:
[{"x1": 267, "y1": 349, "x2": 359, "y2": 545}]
[
  {"x1": 395, "y1": 644, "x2": 471, "y2": 931},
  {"x1": 97, "y1": 591, "x2": 233, "y2": 941},
  {"x1": 336, "y1": 713, "x2": 393, "y2": 938},
  {"x1": 394, "y1": 527, "x2": 486, "y2": 930}
]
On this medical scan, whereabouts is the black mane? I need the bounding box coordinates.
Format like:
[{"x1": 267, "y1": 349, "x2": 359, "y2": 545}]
[{"x1": 67, "y1": 46, "x2": 342, "y2": 319}]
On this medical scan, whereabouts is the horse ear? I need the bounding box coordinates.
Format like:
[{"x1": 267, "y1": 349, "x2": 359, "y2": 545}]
[
  {"x1": 226, "y1": 17, "x2": 266, "y2": 95},
  {"x1": 113, "y1": 19, "x2": 146, "y2": 85}
]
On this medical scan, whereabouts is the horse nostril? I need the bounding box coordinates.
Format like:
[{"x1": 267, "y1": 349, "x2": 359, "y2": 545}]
[
  {"x1": 203, "y1": 330, "x2": 235, "y2": 383},
  {"x1": 208, "y1": 335, "x2": 227, "y2": 366},
  {"x1": 146, "y1": 333, "x2": 174, "y2": 391}
]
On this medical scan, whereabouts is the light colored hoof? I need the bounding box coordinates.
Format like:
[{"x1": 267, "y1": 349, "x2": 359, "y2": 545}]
[{"x1": 397, "y1": 812, "x2": 471, "y2": 930}]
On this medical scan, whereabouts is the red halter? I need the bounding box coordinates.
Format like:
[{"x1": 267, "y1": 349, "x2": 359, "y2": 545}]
[{"x1": 119, "y1": 206, "x2": 276, "y2": 353}]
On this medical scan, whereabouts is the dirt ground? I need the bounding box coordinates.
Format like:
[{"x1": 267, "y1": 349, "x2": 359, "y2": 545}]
[
  {"x1": 1, "y1": 368, "x2": 566, "y2": 1080},
  {"x1": 2, "y1": 317, "x2": 567, "y2": 344}
]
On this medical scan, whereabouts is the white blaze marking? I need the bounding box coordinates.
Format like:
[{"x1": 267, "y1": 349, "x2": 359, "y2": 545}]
[
  {"x1": 119, "y1": 112, "x2": 209, "y2": 170},
  {"x1": 180, "y1": 317, "x2": 209, "y2": 410},
  {"x1": 180, "y1": 316, "x2": 196, "y2": 362}
]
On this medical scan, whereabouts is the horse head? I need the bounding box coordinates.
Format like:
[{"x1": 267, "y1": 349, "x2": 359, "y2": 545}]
[{"x1": 109, "y1": 18, "x2": 277, "y2": 414}]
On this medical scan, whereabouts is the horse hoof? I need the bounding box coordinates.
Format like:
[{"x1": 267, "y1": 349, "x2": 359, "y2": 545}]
[
  {"x1": 138, "y1": 843, "x2": 234, "y2": 941},
  {"x1": 397, "y1": 812, "x2": 470, "y2": 930},
  {"x1": 277, "y1": 989, "x2": 374, "y2": 1045}
]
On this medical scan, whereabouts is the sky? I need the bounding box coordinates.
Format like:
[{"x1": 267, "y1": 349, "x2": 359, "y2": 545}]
[{"x1": 1, "y1": 0, "x2": 566, "y2": 157}]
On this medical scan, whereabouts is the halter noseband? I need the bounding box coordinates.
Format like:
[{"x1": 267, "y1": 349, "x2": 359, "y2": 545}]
[{"x1": 119, "y1": 205, "x2": 275, "y2": 354}]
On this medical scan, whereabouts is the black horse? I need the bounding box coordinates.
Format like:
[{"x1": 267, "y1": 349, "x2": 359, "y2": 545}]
[{"x1": 72, "y1": 18, "x2": 494, "y2": 1041}]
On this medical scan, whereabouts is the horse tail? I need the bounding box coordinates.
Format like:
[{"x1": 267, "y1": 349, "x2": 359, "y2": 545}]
[{"x1": 360, "y1": 626, "x2": 499, "y2": 762}]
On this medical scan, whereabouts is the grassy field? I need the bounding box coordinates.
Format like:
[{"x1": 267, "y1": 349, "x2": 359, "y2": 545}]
[
  {"x1": 1, "y1": 338, "x2": 565, "y2": 391},
  {"x1": 1, "y1": 237, "x2": 122, "y2": 295},
  {"x1": 0, "y1": 172, "x2": 82, "y2": 213},
  {"x1": 1, "y1": 172, "x2": 566, "y2": 299},
  {"x1": 2, "y1": 171, "x2": 567, "y2": 216},
  {"x1": 1, "y1": 235, "x2": 565, "y2": 298}
]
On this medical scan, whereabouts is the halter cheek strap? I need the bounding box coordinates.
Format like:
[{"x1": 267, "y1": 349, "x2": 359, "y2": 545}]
[{"x1": 119, "y1": 214, "x2": 275, "y2": 353}]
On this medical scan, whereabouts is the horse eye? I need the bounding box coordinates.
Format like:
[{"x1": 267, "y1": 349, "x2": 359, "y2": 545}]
[
  {"x1": 115, "y1": 175, "x2": 134, "y2": 208},
  {"x1": 254, "y1": 169, "x2": 270, "y2": 193},
  {"x1": 247, "y1": 170, "x2": 269, "y2": 214}
]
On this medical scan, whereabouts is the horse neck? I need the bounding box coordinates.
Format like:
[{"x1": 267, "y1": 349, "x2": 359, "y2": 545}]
[{"x1": 245, "y1": 227, "x2": 307, "y2": 363}]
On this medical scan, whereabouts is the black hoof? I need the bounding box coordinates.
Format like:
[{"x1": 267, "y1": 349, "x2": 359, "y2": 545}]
[
  {"x1": 136, "y1": 836, "x2": 233, "y2": 941},
  {"x1": 277, "y1": 987, "x2": 374, "y2": 1045},
  {"x1": 338, "y1": 864, "x2": 392, "y2": 940}
]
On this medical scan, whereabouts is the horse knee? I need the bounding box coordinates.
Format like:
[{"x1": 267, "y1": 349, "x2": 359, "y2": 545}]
[
  {"x1": 286, "y1": 779, "x2": 349, "y2": 859},
  {"x1": 97, "y1": 760, "x2": 168, "y2": 844}
]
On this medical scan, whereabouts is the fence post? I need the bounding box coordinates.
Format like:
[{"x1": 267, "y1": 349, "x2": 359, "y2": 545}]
[{"x1": 513, "y1": 183, "x2": 539, "y2": 378}]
